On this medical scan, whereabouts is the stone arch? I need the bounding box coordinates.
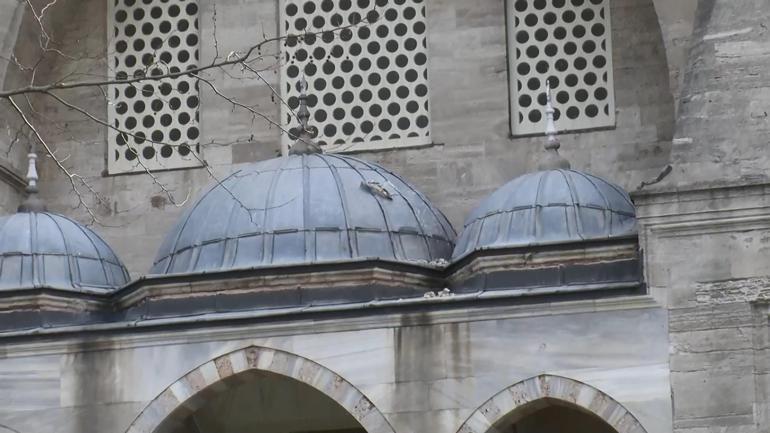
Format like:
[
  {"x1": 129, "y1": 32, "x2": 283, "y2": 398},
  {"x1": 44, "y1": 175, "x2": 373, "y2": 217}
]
[
  {"x1": 456, "y1": 374, "x2": 648, "y2": 433},
  {"x1": 125, "y1": 345, "x2": 396, "y2": 433}
]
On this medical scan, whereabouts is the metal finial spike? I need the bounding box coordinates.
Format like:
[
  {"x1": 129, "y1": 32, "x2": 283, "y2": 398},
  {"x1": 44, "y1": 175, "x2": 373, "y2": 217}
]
[
  {"x1": 538, "y1": 79, "x2": 571, "y2": 170},
  {"x1": 18, "y1": 151, "x2": 47, "y2": 212},
  {"x1": 545, "y1": 81, "x2": 559, "y2": 149},
  {"x1": 289, "y1": 74, "x2": 322, "y2": 155},
  {"x1": 297, "y1": 75, "x2": 310, "y2": 130},
  {"x1": 25, "y1": 152, "x2": 39, "y2": 193}
]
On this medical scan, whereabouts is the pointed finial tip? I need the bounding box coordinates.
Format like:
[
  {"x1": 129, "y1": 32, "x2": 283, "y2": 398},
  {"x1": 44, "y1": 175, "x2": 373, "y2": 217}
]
[
  {"x1": 289, "y1": 73, "x2": 322, "y2": 155},
  {"x1": 539, "y1": 78, "x2": 571, "y2": 170},
  {"x1": 25, "y1": 152, "x2": 39, "y2": 192},
  {"x1": 18, "y1": 151, "x2": 47, "y2": 213}
]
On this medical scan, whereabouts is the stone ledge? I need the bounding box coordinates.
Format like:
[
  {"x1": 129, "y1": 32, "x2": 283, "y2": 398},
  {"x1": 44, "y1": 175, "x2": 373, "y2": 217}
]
[{"x1": 0, "y1": 295, "x2": 661, "y2": 355}]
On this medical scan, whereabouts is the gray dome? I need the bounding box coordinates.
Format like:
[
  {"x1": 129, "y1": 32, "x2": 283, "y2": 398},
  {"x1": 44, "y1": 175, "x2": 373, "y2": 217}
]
[
  {"x1": 453, "y1": 169, "x2": 637, "y2": 260},
  {"x1": 151, "y1": 154, "x2": 456, "y2": 274},
  {"x1": 0, "y1": 212, "x2": 130, "y2": 292}
]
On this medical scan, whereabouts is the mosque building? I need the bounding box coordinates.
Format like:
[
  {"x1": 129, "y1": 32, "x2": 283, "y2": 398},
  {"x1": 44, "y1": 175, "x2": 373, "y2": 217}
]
[{"x1": 0, "y1": 0, "x2": 767, "y2": 432}]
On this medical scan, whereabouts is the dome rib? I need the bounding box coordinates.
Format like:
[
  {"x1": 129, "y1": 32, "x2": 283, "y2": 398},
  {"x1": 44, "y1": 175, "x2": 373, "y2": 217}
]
[
  {"x1": 151, "y1": 154, "x2": 456, "y2": 275},
  {"x1": 561, "y1": 169, "x2": 584, "y2": 240},
  {"x1": 337, "y1": 154, "x2": 399, "y2": 258},
  {"x1": 453, "y1": 169, "x2": 638, "y2": 261},
  {"x1": 349, "y1": 155, "x2": 423, "y2": 260},
  {"x1": 68, "y1": 215, "x2": 110, "y2": 284},
  {"x1": 376, "y1": 158, "x2": 456, "y2": 243},
  {"x1": 368, "y1": 158, "x2": 436, "y2": 261},
  {"x1": 574, "y1": 170, "x2": 611, "y2": 237},
  {"x1": 160, "y1": 170, "x2": 242, "y2": 274},
  {"x1": 320, "y1": 154, "x2": 356, "y2": 258}
]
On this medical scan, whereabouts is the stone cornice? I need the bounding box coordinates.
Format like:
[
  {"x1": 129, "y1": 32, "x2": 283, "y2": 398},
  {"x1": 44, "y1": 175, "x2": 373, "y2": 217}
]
[
  {"x1": 0, "y1": 291, "x2": 105, "y2": 312},
  {"x1": 631, "y1": 178, "x2": 770, "y2": 203},
  {"x1": 117, "y1": 263, "x2": 443, "y2": 309},
  {"x1": 0, "y1": 245, "x2": 643, "y2": 339},
  {"x1": 0, "y1": 294, "x2": 661, "y2": 357}
]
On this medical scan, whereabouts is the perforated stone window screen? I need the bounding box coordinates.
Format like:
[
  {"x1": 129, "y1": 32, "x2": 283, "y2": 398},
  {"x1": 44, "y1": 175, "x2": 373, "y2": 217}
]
[
  {"x1": 107, "y1": 0, "x2": 202, "y2": 174},
  {"x1": 280, "y1": 0, "x2": 431, "y2": 153},
  {"x1": 506, "y1": 0, "x2": 616, "y2": 136}
]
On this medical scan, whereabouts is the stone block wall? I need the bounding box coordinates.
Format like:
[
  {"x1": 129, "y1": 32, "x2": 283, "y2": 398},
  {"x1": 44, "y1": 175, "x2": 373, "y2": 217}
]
[
  {"x1": 635, "y1": 183, "x2": 770, "y2": 433},
  {"x1": 0, "y1": 300, "x2": 670, "y2": 433},
  {"x1": 0, "y1": 0, "x2": 675, "y2": 276}
]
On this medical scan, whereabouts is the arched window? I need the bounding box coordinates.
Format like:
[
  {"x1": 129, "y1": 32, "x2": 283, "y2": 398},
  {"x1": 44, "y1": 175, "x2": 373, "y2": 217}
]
[
  {"x1": 108, "y1": 0, "x2": 203, "y2": 173},
  {"x1": 505, "y1": 0, "x2": 616, "y2": 136}
]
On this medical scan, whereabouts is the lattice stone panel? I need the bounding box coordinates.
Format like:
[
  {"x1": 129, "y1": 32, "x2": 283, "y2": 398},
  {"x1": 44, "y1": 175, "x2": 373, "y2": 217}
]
[
  {"x1": 280, "y1": 0, "x2": 432, "y2": 152},
  {"x1": 507, "y1": 0, "x2": 615, "y2": 136},
  {"x1": 107, "y1": 0, "x2": 202, "y2": 174}
]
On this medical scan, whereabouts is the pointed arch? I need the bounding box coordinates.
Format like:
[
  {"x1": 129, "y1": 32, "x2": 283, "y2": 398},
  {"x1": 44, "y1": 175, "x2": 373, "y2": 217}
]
[
  {"x1": 456, "y1": 374, "x2": 648, "y2": 433},
  {"x1": 125, "y1": 345, "x2": 396, "y2": 433}
]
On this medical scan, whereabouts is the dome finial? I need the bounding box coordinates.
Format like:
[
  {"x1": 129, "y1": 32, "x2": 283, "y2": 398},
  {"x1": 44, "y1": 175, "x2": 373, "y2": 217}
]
[
  {"x1": 18, "y1": 149, "x2": 47, "y2": 213},
  {"x1": 538, "y1": 80, "x2": 571, "y2": 170},
  {"x1": 289, "y1": 76, "x2": 322, "y2": 155}
]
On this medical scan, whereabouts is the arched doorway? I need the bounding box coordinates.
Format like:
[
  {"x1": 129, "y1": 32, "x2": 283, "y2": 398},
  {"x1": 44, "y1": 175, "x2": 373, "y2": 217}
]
[
  {"x1": 126, "y1": 346, "x2": 395, "y2": 433},
  {"x1": 457, "y1": 375, "x2": 648, "y2": 433},
  {"x1": 494, "y1": 403, "x2": 619, "y2": 433}
]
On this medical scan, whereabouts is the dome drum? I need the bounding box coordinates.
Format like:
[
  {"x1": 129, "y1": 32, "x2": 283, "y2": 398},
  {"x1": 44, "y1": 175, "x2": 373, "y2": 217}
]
[
  {"x1": 450, "y1": 166, "x2": 641, "y2": 294},
  {"x1": 0, "y1": 210, "x2": 129, "y2": 333},
  {"x1": 448, "y1": 236, "x2": 642, "y2": 296},
  {"x1": 120, "y1": 258, "x2": 446, "y2": 322}
]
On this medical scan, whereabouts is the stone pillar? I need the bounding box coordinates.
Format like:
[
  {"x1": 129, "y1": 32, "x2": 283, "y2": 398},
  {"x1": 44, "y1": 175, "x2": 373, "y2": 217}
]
[{"x1": 667, "y1": 0, "x2": 770, "y2": 187}]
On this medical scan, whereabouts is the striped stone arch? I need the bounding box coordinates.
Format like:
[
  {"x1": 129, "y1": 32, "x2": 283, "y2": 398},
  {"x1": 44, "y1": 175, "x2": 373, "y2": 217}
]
[
  {"x1": 456, "y1": 374, "x2": 649, "y2": 433},
  {"x1": 126, "y1": 345, "x2": 396, "y2": 433}
]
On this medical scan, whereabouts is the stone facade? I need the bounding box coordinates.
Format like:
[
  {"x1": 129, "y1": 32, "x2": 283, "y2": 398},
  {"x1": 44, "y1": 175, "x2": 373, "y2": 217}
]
[
  {"x1": 0, "y1": 297, "x2": 669, "y2": 433},
  {"x1": 0, "y1": 0, "x2": 769, "y2": 432},
  {"x1": 3, "y1": 0, "x2": 674, "y2": 275}
]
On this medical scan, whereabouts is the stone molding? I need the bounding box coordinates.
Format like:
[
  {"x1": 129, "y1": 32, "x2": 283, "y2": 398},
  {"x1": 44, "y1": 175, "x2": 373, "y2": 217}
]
[
  {"x1": 0, "y1": 295, "x2": 660, "y2": 357},
  {"x1": 456, "y1": 374, "x2": 648, "y2": 433},
  {"x1": 0, "y1": 292, "x2": 105, "y2": 312},
  {"x1": 126, "y1": 345, "x2": 396, "y2": 433},
  {"x1": 118, "y1": 264, "x2": 443, "y2": 310},
  {"x1": 448, "y1": 240, "x2": 639, "y2": 285}
]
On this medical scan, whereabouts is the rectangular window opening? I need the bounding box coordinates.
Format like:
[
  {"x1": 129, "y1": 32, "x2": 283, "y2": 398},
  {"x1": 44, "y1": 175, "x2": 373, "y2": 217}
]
[
  {"x1": 279, "y1": 0, "x2": 432, "y2": 153},
  {"x1": 506, "y1": 0, "x2": 616, "y2": 136},
  {"x1": 107, "y1": 0, "x2": 203, "y2": 174}
]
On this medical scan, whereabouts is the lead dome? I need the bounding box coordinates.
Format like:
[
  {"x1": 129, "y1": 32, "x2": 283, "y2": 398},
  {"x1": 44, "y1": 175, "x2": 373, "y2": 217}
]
[
  {"x1": 151, "y1": 154, "x2": 456, "y2": 274},
  {"x1": 0, "y1": 153, "x2": 130, "y2": 292},
  {"x1": 453, "y1": 83, "x2": 637, "y2": 260},
  {"x1": 452, "y1": 169, "x2": 637, "y2": 260},
  {"x1": 152, "y1": 82, "x2": 454, "y2": 274}
]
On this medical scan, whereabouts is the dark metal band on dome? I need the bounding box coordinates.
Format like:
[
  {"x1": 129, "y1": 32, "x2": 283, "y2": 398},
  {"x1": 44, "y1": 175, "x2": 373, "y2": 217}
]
[{"x1": 289, "y1": 76, "x2": 323, "y2": 155}]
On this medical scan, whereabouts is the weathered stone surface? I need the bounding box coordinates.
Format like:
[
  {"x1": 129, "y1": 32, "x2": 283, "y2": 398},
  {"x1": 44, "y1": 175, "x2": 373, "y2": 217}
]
[{"x1": 0, "y1": 302, "x2": 668, "y2": 433}]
